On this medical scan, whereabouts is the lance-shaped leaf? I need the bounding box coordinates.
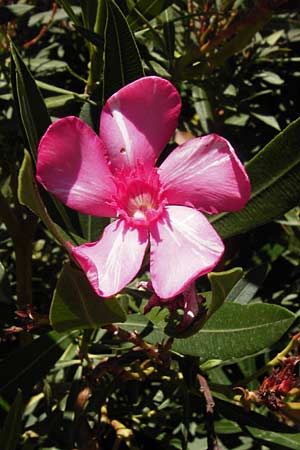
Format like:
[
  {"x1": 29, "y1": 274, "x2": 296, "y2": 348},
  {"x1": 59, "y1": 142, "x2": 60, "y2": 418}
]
[
  {"x1": 211, "y1": 116, "x2": 300, "y2": 239},
  {"x1": 103, "y1": 0, "x2": 144, "y2": 100},
  {"x1": 50, "y1": 263, "x2": 126, "y2": 332},
  {"x1": 127, "y1": 0, "x2": 172, "y2": 31},
  {"x1": 119, "y1": 303, "x2": 295, "y2": 362},
  {"x1": 10, "y1": 39, "x2": 51, "y2": 160},
  {"x1": 0, "y1": 390, "x2": 23, "y2": 450},
  {"x1": 56, "y1": 0, "x2": 80, "y2": 25},
  {"x1": 11, "y1": 42, "x2": 79, "y2": 234}
]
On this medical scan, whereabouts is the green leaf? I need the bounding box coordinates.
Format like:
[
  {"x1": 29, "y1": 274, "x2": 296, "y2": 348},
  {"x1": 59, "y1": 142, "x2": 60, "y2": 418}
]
[
  {"x1": 50, "y1": 263, "x2": 126, "y2": 332},
  {"x1": 211, "y1": 116, "x2": 300, "y2": 239},
  {"x1": 192, "y1": 85, "x2": 215, "y2": 134},
  {"x1": 78, "y1": 214, "x2": 110, "y2": 242},
  {"x1": 0, "y1": 5, "x2": 34, "y2": 24},
  {"x1": 0, "y1": 331, "x2": 76, "y2": 402},
  {"x1": 10, "y1": 42, "x2": 80, "y2": 234},
  {"x1": 127, "y1": 0, "x2": 172, "y2": 30},
  {"x1": 56, "y1": 0, "x2": 80, "y2": 25},
  {"x1": 246, "y1": 426, "x2": 300, "y2": 449},
  {"x1": 207, "y1": 267, "x2": 243, "y2": 316},
  {"x1": 251, "y1": 112, "x2": 281, "y2": 130},
  {"x1": 18, "y1": 150, "x2": 50, "y2": 223},
  {"x1": 0, "y1": 390, "x2": 23, "y2": 450},
  {"x1": 18, "y1": 150, "x2": 83, "y2": 246},
  {"x1": 224, "y1": 113, "x2": 249, "y2": 127},
  {"x1": 119, "y1": 303, "x2": 295, "y2": 362},
  {"x1": 255, "y1": 71, "x2": 285, "y2": 85},
  {"x1": 44, "y1": 94, "x2": 78, "y2": 109},
  {"x1": 10, "y1": 39, "x2": 51, "y2": 160},
  {"x1": 103, "y1": 0, "x2": 144, "y2": 100},
  {"x1": 75, "y1": 24, "x2": 105, "y2": 48},
  {"x1": 226, "y1": 264, "x2": 269, "y2": 304}
]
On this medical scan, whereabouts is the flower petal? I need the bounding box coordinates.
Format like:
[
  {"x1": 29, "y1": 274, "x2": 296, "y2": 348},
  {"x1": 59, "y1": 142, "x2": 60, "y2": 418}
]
[
  {"x1": 100, "y1": 76, "x2": 181, "y2": 171},
  {"x1": 159, "y1": 134, "x2": 251, "y2": 214},
  {"x1": 71, "y1": 219, "x2": 148, "y2": 297},
  {"x1": 37, "y1": 116, "x2": 117, "y2": 217},
  {"x1": 149, "y1": 205, "x2": 224, "y2": 298}
]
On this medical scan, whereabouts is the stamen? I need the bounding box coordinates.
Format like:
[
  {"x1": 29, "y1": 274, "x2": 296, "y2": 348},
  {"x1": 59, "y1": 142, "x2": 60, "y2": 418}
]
[{"x1": 111, "y1": 165, "x2": 166, "y2": 227}]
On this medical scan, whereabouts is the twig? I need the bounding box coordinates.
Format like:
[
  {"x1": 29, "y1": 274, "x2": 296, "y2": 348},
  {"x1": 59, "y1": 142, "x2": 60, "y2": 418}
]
[{"x1": 197, "y1": 374, "x2": 221, "y2": 450}]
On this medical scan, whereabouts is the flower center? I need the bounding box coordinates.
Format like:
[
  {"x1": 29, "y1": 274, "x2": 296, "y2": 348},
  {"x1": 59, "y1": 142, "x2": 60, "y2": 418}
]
[{"x1": 112, "y1": 165, "x2": 165, "y2": 227}]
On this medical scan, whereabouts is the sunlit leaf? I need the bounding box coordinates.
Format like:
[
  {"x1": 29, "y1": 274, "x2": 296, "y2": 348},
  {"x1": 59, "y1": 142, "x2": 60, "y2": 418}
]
[
  {"x1": 119, "y1": 303, "x2": 295, "y2": 362},
  {"x1": 226, "y1": 265, "x2": 269, "y2": 304}
]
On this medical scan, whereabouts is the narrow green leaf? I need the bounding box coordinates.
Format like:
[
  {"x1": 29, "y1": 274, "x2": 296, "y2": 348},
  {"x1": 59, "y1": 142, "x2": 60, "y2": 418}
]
[
  {"x1": 0, "y1": 390, "x2": 23, "y2": 450},
  {"x1": 18, "y1": 150, "x2": 52, "y2": 224},
  {"x1": 10, "y1": 42, "x2": 80, "y2": 234},
  {"x1": 207, "y1": 267, "x2": 243, "y2": 316},
  {"x1": 192, "y1": 85, "x2": 215, "y2": 134},
  {"x1": 215, "y1": 397, "x2": 294, "y2": 434},
  {"x1": 226, "y1": 264, "x2": 269, "y2": 304},
  {"x1": 18, "y1": 150, "x2": 83, "y2": 246},
  {"x1": 0, "y1": 331, "x2": 76, "y2": 402},
  {"x1": 44, "y1": 94, "x2": 78, "y2": 109},
  {"x1": 251, "y1": 112, "x2": 281, "y2": 130},
  {"x1": 247, "y1": 426, "x2": 300, "y2": 449},
  {"x1": 56, "y1": 0, "x2": 80, "y2": 25},
  {"x1": 78, "y1": 214, "x2": 110, "y2": 242},
  {"x1": 127, "y1": 0, "x2": 172, "y2": 30},
  {"x1": 119, "y1": 303, "x2": 295, "y2": 362},
  {"x1": 50, "y1": 263, "x2": 126, "y2": 332},
  {"x1": 75, "y1": 24, "x2": 105, "y2": 48},
  {"x1": 211, "y1": 116, "x2": 300, "y2": 239},
  {"x1": 103, "y1": 0, "x2": 144, "y2": 100},
  {"x1": 10, "y1": 39, "x2": 51, "y2": 160}
]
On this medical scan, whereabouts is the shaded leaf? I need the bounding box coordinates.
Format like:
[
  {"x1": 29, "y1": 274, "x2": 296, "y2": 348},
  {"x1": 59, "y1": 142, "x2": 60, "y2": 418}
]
[
  {"x1": 75, "y1": 24, "x2": 105, "y2": 48},
  {"x1": 10, "y1": 39, "x2": 51, "y2": 160},
  {"x1": 56, "y1": 0, "x2": 80, "y2": 25},
  {"x1": 18, "y1": 150, "x2": 83, "y2": 246},
  {"x1": 127, "y1": 0, "x2": 172, "y2": 30},
  {"x1": 0, "y1": 332, "x2": 76, "y2": 402},
  {"x1": 78, "y1": 214, "x2": 110, "y2": 242},
  {"x1": 50, "y1": 263, "x2": 126, "y2": 332},
  {"x1": 103, "y1": 0, "x2": 144, "y2": 100},
  {"x1": 0, "y1": 390, "x2": 23, "y2": 450},
  {"x1": 207, "y1": 267, "x2": 243, "y2": 316},
  {"x1": 211, "y1": 117, "x2": 300, "y2": 239}
]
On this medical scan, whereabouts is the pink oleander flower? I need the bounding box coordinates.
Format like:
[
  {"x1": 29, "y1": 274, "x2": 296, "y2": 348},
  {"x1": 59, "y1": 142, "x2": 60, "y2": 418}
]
[{"x1": 36, "y1": 76, "x2": 251, "y2": 299}]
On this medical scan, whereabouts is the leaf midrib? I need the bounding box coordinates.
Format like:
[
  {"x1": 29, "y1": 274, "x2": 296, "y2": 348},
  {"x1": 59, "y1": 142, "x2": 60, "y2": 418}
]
[{"x1": 119, "y1": 317, "x2": 291, "y2": 335}]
